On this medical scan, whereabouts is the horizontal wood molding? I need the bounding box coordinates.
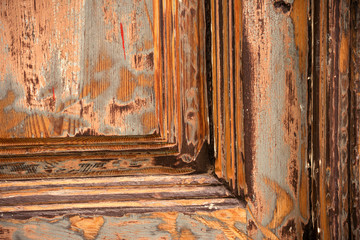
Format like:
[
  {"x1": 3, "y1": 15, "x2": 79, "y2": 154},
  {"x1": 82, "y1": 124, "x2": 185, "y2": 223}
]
[{"x1": 0, "y1": 174, "x2": 244, "y2": 219}]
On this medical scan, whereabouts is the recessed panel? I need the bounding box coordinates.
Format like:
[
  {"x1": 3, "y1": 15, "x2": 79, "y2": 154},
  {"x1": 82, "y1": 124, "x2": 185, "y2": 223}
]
[
  {"x1": 0, "y1": 0, "x2": 157, "y2": 138},
  {"x1": 0, "y1": 0, "x2": 209, "y2": 179}
]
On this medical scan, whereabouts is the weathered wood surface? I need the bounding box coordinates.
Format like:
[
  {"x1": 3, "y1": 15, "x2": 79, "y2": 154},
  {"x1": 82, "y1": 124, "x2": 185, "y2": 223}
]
[
  {"x1": 350, "y1": 0, "x2": 360, "y2": 238},
  {"x1": 310, "y1": 0, "x2": 351, "y2": 239},
  {"x1": 2, "y1": 0, "x2": 359, "y2": 239},
  {"x1": 0, "y1": 207, "x2": 248, "y2": 240},
  {"x1": 0, "y1": 0, "x2": 209, "y2": 179},
  {"x1": 239, "y1": 0, "x2": 309, "y2": 239}
]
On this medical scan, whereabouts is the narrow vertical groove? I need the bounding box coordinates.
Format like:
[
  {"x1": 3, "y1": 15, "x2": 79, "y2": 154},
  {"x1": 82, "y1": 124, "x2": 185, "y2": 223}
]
[{"x1": 303, "y1": 0, "x2": 316, "y2": 238}]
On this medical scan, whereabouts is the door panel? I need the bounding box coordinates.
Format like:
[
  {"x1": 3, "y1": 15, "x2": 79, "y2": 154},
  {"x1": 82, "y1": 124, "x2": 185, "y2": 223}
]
[
  {"x1": 0, "y1": 0, "x2": 209, "y2": 179},
  {"x1": 0, "y1": 0, "x2": 156, "y2": 138}
]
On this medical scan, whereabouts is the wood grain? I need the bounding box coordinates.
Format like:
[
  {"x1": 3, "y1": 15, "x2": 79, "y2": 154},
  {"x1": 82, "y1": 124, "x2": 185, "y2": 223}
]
[
  {"x1": 0, "y1": 0, "x2": 209, "y2": 179},
  {"x1": 210, "y1": 1, "x2": 311, "y2": 238},
  {"x1": 3, "y1": 0, "x2": 359, "y2": 238}
]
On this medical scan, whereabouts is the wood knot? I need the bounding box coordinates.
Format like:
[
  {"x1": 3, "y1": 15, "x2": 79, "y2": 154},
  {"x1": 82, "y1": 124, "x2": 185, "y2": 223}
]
[{"x1": 273, "y1": 0, "x2": 291, "y2": 14}]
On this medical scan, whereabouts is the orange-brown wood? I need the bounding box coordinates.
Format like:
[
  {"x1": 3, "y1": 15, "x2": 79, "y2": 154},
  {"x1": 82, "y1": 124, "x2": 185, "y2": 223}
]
[
  {"x1": 0, "y1": 174, "x2": 244, "y2": 218},
  {"x1": 0, "y1": 3, "x2": 249, "y2": 237},
  {"x1": 0, "y1": 0, "x2": 156, "y2": 138}
]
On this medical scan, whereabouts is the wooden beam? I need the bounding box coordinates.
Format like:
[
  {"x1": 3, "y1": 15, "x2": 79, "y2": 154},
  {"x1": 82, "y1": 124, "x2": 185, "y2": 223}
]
[
  {"x1": 311, "y1": 0, "x2": 351, "y2": 238},
  {"x1": 241, "y1": 0, "x2": 310, "y2": 238},
  {"x1": 0, "y1": 174, "x2": 245, "y2": 219}
]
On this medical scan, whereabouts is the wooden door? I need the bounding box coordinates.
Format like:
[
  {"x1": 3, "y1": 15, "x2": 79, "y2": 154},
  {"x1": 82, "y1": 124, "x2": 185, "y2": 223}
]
[
  {"x1": 1, "y1": 0, "x2": 360, "y2": 239},
  {"x1": 0, "y1": 1, "x2": 246, "y2": 236},
  {"x1": 0, "y1": 0, "x2": 209, "y2": 179}
]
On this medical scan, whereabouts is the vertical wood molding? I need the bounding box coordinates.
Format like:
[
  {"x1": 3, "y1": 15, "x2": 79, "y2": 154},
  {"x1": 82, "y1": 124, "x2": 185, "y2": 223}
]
[
  {"x1": 211, "y1": 0, "x2": 246, "y2": 196},
  {"x1": 212, "y1": 0, "x2": 310, "y2": 238},
  {"x1": 241, "y1": 0, "x2": 310, "y2": 238},
  {"x1": 350, "y1": 0, "x2": 360, "y2": 238},
  {"x1": 312, "y1": 0, "x2": 351, "y2": 239}
]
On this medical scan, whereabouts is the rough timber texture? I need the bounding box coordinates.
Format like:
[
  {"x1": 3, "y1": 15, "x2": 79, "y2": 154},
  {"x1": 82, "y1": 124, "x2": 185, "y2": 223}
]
[
  {"x1": 310, "y1": 0, "x2": 351, "y2": 239},
  {"x1": 0, "y1": 0, "x2": 209, "y2": 179},
  {"x1": 350, "y1": 0, "x2": 360, "y2": 238},
  {"x1": 241, "y1": 0, "x2": 310, "y2": 239},
  {"x1": 0, "y1": 208, "x2": 248, "y2": 240}
]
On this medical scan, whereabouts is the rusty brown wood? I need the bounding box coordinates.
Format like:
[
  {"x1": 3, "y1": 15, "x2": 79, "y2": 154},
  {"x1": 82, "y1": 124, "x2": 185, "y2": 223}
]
[
  {"x1": 0, "y1": 0, "x2": 209, "y2": 179},
  {"x1": 350, "y1": 0, "x2": 360, "y2": 238},
  {"x1": 240, "y1": 0, "x2": 310, "y2": 239}
]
